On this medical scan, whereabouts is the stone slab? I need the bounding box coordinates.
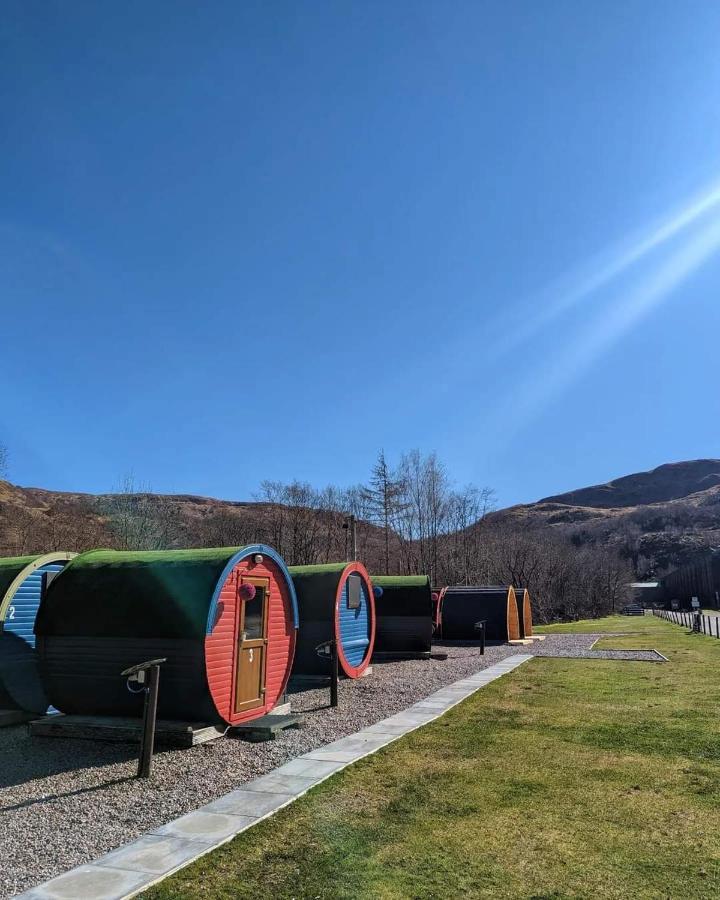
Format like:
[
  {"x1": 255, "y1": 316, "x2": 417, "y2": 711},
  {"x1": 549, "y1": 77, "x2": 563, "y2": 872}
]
[
  {"x1": 17, "y1": 864, "x2": 151, "y2": 900},
  {"x1": 152, "y1": 810, "x2": 256, "y2": 843},
  {"x1": 204, "y1": 789, "x2": 293, "y2": 818},
  {"x1": 274, "y1": 756, "x2": 348, "y2": 779},
  {"x1": 241, "y1": 772, "x2": 319, "y2": 795},
  {"x1": 96, "y1": 834, "x2": 215, "y2": 876}
]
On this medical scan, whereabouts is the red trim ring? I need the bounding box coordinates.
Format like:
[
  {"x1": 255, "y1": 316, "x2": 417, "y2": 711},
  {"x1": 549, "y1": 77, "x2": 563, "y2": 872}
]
[{"x1": 333, "y1": 562, "x2": 376, "y2": 678}]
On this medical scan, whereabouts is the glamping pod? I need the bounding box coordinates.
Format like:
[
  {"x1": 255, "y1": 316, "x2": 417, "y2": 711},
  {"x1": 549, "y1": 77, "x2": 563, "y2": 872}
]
[
  {"x1": 438, "y1": 585, "x2": 520, "y2": 642},
  {"x1": 35, "y1": 546, "x2": 298, "y2": 725},
  {"x1": 371, "y1": 575, "x2": 433, "y2": 657},
  {"x1": 289, "y1": 563, "x2": 375, "y2": 678},
  {"x1": 514, "y1": 587, "x2": 533, "y2": 638},
  {"x1": 0, "y1": 553, "x2": 76, "y2": 713}
]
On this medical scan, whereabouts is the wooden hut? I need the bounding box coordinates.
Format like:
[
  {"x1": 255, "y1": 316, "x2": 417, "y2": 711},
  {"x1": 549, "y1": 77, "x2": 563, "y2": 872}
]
[
  {"x1": 371, "y1": 575, "x2": 433, "y2": 658},
  {"x1": 0, "y1": 553, "x2": 76, "y2": 713},
  {"x1": 513, "y1": 587, "x2": 533, "y2": 638},
  {"x1": 289, "y1": 563, "x2": 375, "y2": 678},
  {"x1": 438, "y1": 585, "x2": 520, "y2": 642},
  {"x1": 35, "y1": 546, "x2": 298, "y2": 725}
]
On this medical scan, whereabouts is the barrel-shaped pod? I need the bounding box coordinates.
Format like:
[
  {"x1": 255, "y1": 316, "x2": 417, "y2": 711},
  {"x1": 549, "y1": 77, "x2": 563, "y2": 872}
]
[
  {"x1": 289, "y1": 562, "x2": 375, "y2": 678},
  {"x1": 513, "y1": 587, "x2": 533, "y2": 638},
  {"x1": 371, "y1": 575, "x2": 433, "y2": 655},
  {"x1": 35, "y1": 546, "x2": 298, "y2": 725},
  {"x1": 439, "y1": 585, "x2": 520, "y2": 641},
  {"x1": 0, "y1": 553, "x2": 76, "y2": 712}
]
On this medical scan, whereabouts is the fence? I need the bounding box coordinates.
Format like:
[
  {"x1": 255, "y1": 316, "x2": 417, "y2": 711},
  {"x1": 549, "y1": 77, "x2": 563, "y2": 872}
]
[{"x1": 653, "y1": 608, "x2": 720, "y2": 639}]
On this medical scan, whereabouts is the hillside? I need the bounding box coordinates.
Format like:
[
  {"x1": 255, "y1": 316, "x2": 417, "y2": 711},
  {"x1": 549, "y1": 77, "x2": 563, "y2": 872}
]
[
  {"x1": 2, "y1": 459, "x2": 719, "y2": 580},
  {"x1": 492, "y1": 460, "x2": 720, "y2": 578},
  {"x1": 540, "y1": 459, "x2": 720, "y2": 508},
  {"x1": 0, "y1": 480, "x2": 385, "y2": 566}
]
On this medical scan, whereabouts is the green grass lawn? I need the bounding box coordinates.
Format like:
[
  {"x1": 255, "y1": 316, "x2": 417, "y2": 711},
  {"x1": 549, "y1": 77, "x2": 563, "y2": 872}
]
[{"x1": 144, "y1": 616, "x2": 720, "y2": 899}]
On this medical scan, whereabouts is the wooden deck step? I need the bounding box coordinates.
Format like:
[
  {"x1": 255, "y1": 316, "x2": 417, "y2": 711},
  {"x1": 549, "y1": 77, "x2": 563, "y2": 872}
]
[
  {"x1": 0, "y1": 709, "x2": 34, "y2": 728},
  {"x1": 230, "y1": 714, "x2": 300, "y2": 743},
  {"x1": 29, "y1": 714, "x2": 225, "y2": 748}
]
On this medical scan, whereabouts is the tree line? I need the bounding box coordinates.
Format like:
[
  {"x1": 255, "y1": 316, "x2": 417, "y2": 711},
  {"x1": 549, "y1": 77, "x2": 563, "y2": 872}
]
[{"x1": 0, "y1": 443, "x2": 632, "y2": 622}]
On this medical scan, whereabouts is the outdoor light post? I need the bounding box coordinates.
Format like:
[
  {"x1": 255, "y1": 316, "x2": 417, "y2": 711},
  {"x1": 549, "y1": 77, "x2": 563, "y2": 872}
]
[
  {"x1": 343, "y1": 515, "x2": 357, "y2": 561},
  {"x1": 315, "y1": 639, "x2": 339, "y2": 708},
  {"x1": 121, "y1": 657, "x2": 167, "y2": 779}
]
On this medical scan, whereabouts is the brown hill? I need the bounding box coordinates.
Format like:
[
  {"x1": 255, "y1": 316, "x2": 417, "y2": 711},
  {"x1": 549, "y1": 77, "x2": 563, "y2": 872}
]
[
  {"x1": 492, "y1": 460, "x2": 720, "y2": 579},
  {"x1": 540, "y1": 459, "x2": 720, "y2": 508},
  {"x1": 0, "y1": 480, "x2": 385, "y2": 567}
]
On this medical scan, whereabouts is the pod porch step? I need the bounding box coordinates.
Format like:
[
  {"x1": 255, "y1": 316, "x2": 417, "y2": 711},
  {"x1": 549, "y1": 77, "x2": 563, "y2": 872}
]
[
  {"x1": 0, "y1": 709, "x2": 34, "y2": 729},
  {"x1": 29, "y1": 715, "x2": 225, "y2": 748},
  {"x1": 230, "y1": 713, "x2": 300, "y2": 742}
]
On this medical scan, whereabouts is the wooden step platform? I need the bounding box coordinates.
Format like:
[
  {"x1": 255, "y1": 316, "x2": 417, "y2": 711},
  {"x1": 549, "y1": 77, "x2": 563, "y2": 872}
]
[
  {"x1": 0, "y1": 709, "x2": 34, "y2": 728},
  {"x1": 508, "y1": 638, "x2": 534, "y2": 646},
  {"x1": 30, "y1": 715, "x2": 225, "y2": 748},
  {"x1": 526, "y1": 635, "x2": 546, "y2": 642},
  {"x1": 230, "y1": 714, "x2": 300, "y2": 743}
]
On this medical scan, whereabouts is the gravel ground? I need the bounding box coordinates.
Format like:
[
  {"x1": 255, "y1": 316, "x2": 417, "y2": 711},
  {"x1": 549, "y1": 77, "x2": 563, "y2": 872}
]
[
  {"x1": 0, "y1": 633, "x2": 664, "y2": 897},
  {"x1": 531, "y1": 633, "x2": 666, "y2": 661}
]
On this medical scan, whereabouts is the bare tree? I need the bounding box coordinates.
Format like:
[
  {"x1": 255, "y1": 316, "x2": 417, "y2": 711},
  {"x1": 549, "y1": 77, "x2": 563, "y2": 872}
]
[
  {"x1": 98, "y1": 474, "x2": 176, "y2": 550},
  {"x1": 361, "y1": 451, "x2": 406, "y2": 574}
]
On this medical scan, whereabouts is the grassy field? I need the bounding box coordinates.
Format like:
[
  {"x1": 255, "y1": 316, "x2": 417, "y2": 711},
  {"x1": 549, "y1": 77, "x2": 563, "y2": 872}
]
[{"x1": 144, "y1": 616, "x2": 720, "y2": 899}]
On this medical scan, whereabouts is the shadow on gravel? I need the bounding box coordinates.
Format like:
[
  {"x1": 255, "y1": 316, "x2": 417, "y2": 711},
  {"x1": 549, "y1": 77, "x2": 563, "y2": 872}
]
[
  {"x1": 432, "y1": 640, "x2": 507, "y2": 650},
  {"x1": 0, "y1": 726, "x2": 147, "y2": 790},
  {"x1": 0, "y1": 774, "x2": 134, "y2": 812}
]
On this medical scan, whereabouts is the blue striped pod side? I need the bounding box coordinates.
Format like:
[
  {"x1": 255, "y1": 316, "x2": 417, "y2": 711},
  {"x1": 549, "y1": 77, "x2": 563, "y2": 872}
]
[
  {"x1": 338, "y1": 577, "x2": 370, "y2": 668},
  {"x1": 0, "y1": 563, "x2": 65, "y2": 712}
]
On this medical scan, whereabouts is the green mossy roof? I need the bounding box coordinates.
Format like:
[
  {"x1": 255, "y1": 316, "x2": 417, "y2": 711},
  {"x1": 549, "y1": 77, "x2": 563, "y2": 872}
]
[
  {"x1": 371, "y1": 575, "x2": 430, "y2": 588},
  {"x1": 287, "y1": 563, "x2": 349, "y2": 576},
  {"x1": 0, "y1": 556, "x2": 41, "y2": 601},
  {"x1": 288, "y1": 563, "x2": 353, "y2": 618},
  {"x1": 36, "y1": 547, "x2": 249, "y2": 640}
]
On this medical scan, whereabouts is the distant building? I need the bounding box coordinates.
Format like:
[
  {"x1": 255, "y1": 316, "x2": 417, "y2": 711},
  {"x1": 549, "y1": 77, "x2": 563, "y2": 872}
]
[
  {"x1": 660, "y1": 550, "x2": 720, "y2": 610},
  {"x1": 628, "y1": 582, "x2": 662, "y2": 607}
]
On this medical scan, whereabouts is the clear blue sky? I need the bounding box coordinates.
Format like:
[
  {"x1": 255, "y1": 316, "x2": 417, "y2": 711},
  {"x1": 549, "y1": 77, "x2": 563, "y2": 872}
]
[{"x1": 2, "y1": 0, "x2": 720, "y2": 507}]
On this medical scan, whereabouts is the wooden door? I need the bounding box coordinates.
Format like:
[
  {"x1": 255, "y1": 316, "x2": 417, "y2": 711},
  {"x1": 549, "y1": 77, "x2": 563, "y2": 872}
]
[{"x1": 234, "y1": 575, "x2": 269, "y2": 714}]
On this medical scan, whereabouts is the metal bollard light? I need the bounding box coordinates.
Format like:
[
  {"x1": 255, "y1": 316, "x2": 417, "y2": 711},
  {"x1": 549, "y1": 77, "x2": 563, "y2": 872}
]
[
  {"x1": 315, "y1": 640, "x2": 339, "y2": 707},
  {"x1": 121, "y1": 657, "x2": 167, "y2": 778},
  {"x1": 474, "y1": 619, "x2": 486, "y2": 654}
]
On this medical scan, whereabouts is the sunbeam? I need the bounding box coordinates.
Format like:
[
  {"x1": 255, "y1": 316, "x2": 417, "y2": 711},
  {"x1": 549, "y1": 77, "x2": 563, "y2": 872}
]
[
  {"x1": 494, "y1": 175, "x2": 720, "y2": 354},
  {"x1": 501, "y1": 213, "x2": 720, "y2": 438}
]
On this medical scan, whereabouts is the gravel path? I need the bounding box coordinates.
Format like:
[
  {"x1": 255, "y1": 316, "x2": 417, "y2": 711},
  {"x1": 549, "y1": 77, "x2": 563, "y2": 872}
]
[
  {"x1": 531, "y1": 633, "x2": 666, "y2": 662},
  {"x1": 0, "y1": 633, "x2": 664, "y2": 897}
]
